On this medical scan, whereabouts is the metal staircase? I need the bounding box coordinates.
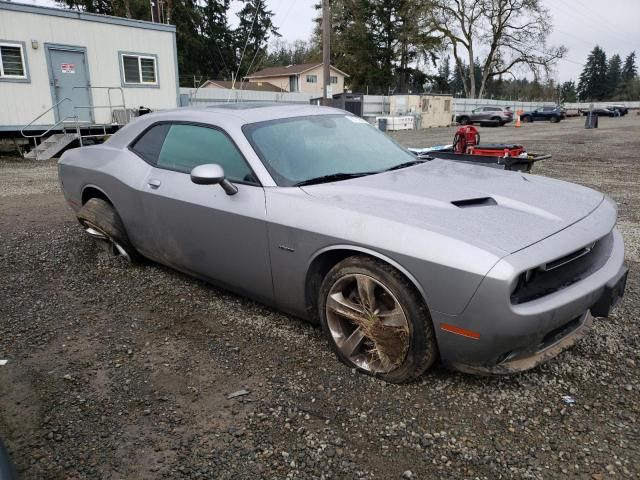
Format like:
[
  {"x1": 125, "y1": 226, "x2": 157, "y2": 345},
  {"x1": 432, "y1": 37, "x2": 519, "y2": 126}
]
[
  {"x1": 23, "y1": 132, "x2": 79, "y2": 160},
  {"x1": 21, "y1": 87, "x2": 134, "y2": 161}
]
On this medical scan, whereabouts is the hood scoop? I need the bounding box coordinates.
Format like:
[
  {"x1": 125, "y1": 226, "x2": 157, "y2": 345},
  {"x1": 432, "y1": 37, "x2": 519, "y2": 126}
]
[{"x1": 451, "y1": 197, "x2": 497, "y2": 208}]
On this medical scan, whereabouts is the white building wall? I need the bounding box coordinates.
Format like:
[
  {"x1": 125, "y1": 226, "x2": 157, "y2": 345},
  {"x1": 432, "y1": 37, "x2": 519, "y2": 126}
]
[{"x1": 0, "y1": 4, "x2": 178, "y2": 129}]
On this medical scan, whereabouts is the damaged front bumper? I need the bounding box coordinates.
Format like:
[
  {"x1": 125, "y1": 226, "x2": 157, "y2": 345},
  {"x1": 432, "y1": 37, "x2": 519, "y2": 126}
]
[
  {"x1": 432, "y1": 199, "x2": 626, "y2": 375},
  {"x1": 450, "y1": 311, "x2": 593, "y2": 375}
]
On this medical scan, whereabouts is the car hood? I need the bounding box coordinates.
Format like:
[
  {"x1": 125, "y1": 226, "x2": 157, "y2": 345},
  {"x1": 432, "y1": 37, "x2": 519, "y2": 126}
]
[{"x1": 300, "y1": 159, "x2": 604, "y2": 254}]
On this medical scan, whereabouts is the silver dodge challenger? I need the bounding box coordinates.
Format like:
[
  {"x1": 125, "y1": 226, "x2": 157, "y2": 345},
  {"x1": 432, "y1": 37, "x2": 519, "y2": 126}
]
[{"x1": 58, "y1": 104, "x2": 628, "y2": 383}]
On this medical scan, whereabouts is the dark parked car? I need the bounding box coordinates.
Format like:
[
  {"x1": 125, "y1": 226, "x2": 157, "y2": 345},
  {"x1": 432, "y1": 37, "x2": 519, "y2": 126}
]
[
  {"x1": 521, "y1": 106, "x2": 563, "y2": 123},
  {"x1": 581, "y1": 107, "x2": 615, "y2": 117},
  {"x1": 606, "y1": 105, "x2": 628, "y2": 116},
  {"x1": 456, "y1": 106, "x2": 513, "y2": 126}
]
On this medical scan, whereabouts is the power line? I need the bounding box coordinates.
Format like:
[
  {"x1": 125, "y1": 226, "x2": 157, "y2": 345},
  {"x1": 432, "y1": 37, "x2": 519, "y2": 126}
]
[{"x1": 233, "y1": 0, "x2": 261, "y2": 89}]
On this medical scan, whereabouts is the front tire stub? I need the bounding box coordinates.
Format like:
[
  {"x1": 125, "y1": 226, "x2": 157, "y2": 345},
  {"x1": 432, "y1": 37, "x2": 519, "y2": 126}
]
[
  {"x1": 318, "y1": 256, "x2": 438, "y2": 383},
  {"x1": 77, "y1": 198, "x2": 140, "y2": 263}
]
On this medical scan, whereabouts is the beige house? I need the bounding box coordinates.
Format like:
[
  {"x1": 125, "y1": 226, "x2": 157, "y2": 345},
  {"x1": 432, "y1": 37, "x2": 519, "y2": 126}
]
[{"x1": 244, "y1": 63, "x2": 348, "y2": 96}]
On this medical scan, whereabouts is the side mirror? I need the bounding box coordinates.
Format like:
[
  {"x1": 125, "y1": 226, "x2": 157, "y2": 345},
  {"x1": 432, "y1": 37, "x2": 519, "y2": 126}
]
[{"x1": 190, "y1": 164, "x2": 238, "y2": 196}]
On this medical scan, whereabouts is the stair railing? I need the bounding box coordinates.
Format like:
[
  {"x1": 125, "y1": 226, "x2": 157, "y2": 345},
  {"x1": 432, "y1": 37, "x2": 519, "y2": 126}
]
[
  {"x1": 72, "y1": 86, "x2": 131, "y2": 126},
  {"x1": 21, "y1": 87, "x2": 132, "y2": 159},
  {"x1": 20, "y1": 98, "x2": 80, "y2": 160}
]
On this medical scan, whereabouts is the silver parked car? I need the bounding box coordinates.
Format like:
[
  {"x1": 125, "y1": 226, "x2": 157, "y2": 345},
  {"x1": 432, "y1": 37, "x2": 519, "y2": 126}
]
[
  {"x1": 58, "y1": 104, "x2": 627, "y2": 382},
  {"x1": 455, "y1": 106, "x2": 513, "y2": 126}
]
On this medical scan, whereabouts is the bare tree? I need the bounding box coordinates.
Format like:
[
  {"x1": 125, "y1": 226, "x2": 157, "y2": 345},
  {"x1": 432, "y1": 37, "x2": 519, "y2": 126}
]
[{"x1": 428, "y1": 0, "x2": 565, "y2": 98}]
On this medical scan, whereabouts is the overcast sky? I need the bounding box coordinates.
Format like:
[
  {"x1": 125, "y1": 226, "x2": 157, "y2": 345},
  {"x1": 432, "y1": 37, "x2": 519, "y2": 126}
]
[{"x1": 20, "y1": 0, "x2": 640, "y2": 82}]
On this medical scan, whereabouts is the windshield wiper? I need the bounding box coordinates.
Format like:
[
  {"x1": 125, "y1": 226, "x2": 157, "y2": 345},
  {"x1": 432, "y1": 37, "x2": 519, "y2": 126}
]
[
  {"x1": 383, "y1": 159, "x2": 429, "y2": 172},
  {"x1": 293, "y1": 172, "x2": 374, "y2": 187}
]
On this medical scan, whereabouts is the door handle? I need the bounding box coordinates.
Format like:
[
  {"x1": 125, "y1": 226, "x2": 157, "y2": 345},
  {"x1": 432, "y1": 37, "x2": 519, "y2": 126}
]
[{"x1": 148, "y1": 179, "x2": 161, "y2": 189}]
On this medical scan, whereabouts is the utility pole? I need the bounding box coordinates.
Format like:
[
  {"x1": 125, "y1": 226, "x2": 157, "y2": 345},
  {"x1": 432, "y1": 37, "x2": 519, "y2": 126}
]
[{"x1": 322, "y1": 0, "x2": 331, "y2": 103}]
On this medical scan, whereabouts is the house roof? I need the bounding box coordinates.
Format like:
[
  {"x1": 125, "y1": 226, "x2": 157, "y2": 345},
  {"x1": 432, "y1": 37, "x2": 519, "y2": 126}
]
[
  {"x1": 201, "y1": 80, "x2": 285, "y2": 92},
  {"x1": 245, "y1": 63, "x2": 349, "y2": 79}
]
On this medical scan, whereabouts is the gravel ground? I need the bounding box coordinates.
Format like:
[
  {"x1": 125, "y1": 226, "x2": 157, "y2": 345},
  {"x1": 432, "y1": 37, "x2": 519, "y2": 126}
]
[{"x1": 1, "y1": 115, "x2": 638, "y2": 479}]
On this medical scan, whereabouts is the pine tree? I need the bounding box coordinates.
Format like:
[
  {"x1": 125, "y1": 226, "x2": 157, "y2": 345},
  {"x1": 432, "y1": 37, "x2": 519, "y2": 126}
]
[
  {"x1": 235, "y1": 0, "x2": 280, "y2": 79},
  {"x1": 172, "y1": 0, "x2": 207, "y2": 86},
  {"x1": 434, "y1": 57, "x2": 451, "y2": 93},
  {"x1": 450, "y1": 63, "x2": 467, "y2": 96},
  {"x1": 618, "y1": 51, "x2": 638, "y2": 99},
  {"x1": 606, "y1": 54, "x2": 622, "y2": 99},
  {"x1": 202, "y1": 0, "x2": 235, "y2": 80},
  {"x1": 621, "y1": 51, "x2": 638, "y2": 82},
  {"x1": 577, "y1": 46, "x2": 608, "y2": 101},
  {"x1": 560, "y1": 81, "x2": 577, "y2": 103}
]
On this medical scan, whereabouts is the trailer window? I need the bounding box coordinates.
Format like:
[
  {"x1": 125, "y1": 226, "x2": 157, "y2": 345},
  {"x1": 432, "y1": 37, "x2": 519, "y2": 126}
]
[
  {"x1": 0, "y1": 42, "x2": 27, "y2": 79},
  {"x1": 120, "y1": 53, "x2": 158, "y2": 86}
]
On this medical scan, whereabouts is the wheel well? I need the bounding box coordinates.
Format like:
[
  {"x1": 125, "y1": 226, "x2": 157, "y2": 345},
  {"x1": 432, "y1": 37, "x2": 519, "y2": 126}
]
[
  {"x1": 81, "y1": 186, "x2": 112, "y2": 206},
  {"x1": 304, "y1": 249, "x2": 424, "y2": 320}
]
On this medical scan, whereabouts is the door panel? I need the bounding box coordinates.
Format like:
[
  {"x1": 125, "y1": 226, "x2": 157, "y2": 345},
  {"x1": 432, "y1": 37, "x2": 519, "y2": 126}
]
[
  {"x1": 141, "y1": 169, "x2": 273, "y2": 303},
  {"x1": 47, "y1": 48, "x2": 92, "y2": 122}
]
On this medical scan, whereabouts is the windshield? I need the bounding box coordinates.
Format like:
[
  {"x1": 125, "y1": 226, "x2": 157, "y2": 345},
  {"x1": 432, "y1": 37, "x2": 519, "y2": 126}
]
[{"x1": 243, "y1": 114, "x2": 416, "y2": 186}]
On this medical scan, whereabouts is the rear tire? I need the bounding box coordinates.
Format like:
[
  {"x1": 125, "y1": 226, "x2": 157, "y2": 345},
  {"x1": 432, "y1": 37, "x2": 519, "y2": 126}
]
[
  {"x1": 318, "y1": 256, "x2": 438, "y2": 383},
  {"x1": 458, "y1": 116, "x2": 471, "y2": 125},
  {"x1": 522, "y1": 115, "x2": 532, "y2": 123},
  {"x1": 550, "y1": 116, "x2": 560, "y2": 123},
  {"x1": 77, "y1": 198, "x2": 140, "y2": 263}
]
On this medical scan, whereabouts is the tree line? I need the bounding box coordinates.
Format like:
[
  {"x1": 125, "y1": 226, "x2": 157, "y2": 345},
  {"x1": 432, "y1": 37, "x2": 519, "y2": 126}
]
[
  {"x1": 57, "y1": 0, "x2": 567, "y2": 97},
  {"x1": 57, "y1": 1, "x2": 640, "y2": 102},
  {"x1": 575, "y1": 47, "x2": 638, "y2": 102}
]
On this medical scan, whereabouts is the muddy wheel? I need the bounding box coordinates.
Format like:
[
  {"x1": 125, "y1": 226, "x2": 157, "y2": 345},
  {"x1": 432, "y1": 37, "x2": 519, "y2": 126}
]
[
  {"x1": 77, "y1": 198, "x2": 140, "y2": 263},
  {"x1": 318, "y1": 256, "x2": 438, "y2": 383}
]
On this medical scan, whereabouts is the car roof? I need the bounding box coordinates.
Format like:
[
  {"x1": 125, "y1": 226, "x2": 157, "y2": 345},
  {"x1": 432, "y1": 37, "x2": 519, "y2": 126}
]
[
  {"x1": 185, "y1": 103, "x2": 342, "y2": 123},
  {"x1": 106, "y1": 103, "x2": 347, "y2": 149}
]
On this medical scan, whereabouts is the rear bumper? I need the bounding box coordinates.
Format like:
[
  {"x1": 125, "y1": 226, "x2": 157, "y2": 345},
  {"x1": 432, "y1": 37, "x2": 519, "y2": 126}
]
[{"x1": 433, "y1": 199, "x2": 626, "y2": 373}]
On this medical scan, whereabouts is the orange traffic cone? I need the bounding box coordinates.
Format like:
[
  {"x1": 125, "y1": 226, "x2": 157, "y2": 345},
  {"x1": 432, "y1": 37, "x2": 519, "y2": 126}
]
[{"x1": 515, "y1": 110, "x2": 521, "y2": 128}]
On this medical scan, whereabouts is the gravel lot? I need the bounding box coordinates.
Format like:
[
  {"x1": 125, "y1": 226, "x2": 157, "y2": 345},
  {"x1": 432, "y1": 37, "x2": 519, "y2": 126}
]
[{"x1": 1, "y1": 115, "x2": 638, "y2": 479}]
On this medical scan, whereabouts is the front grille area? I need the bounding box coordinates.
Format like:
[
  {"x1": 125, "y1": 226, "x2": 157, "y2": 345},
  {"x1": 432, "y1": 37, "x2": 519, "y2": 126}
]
[{"x1": 511, "y1": 232, "x2": 613, "y2": 305}]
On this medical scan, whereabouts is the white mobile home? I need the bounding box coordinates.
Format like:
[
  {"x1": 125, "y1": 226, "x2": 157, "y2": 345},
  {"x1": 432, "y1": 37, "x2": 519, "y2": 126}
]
[{"x1": 0, "y1": 0, "x2": 179, "y2": 134}]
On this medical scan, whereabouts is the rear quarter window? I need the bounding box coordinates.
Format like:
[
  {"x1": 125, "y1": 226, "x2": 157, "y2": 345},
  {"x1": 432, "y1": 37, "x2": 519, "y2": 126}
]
[{"x1": 130, "y1": 124, "x2": 171, "y2": 164}]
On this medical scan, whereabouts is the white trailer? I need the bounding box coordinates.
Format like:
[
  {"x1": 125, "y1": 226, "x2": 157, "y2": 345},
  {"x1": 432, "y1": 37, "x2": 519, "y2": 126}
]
[{"x1": 0, "y1": 1, "x2": 179, "y2": 158}]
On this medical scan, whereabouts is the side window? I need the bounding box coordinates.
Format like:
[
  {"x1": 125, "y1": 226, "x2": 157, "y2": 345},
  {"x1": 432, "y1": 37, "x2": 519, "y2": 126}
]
[
  {"x1": 131, "y1": 123, "x2": 171, "y2": 164},
  {"x1": 157, "y1": 124, "x2": 256, "y2": 184},
  {"x1": 0, "y1": 42, "x2": 28, "y2": 80},
  {"x1": 120, "y1": 53, "x2": 158, "y2": 86}
]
